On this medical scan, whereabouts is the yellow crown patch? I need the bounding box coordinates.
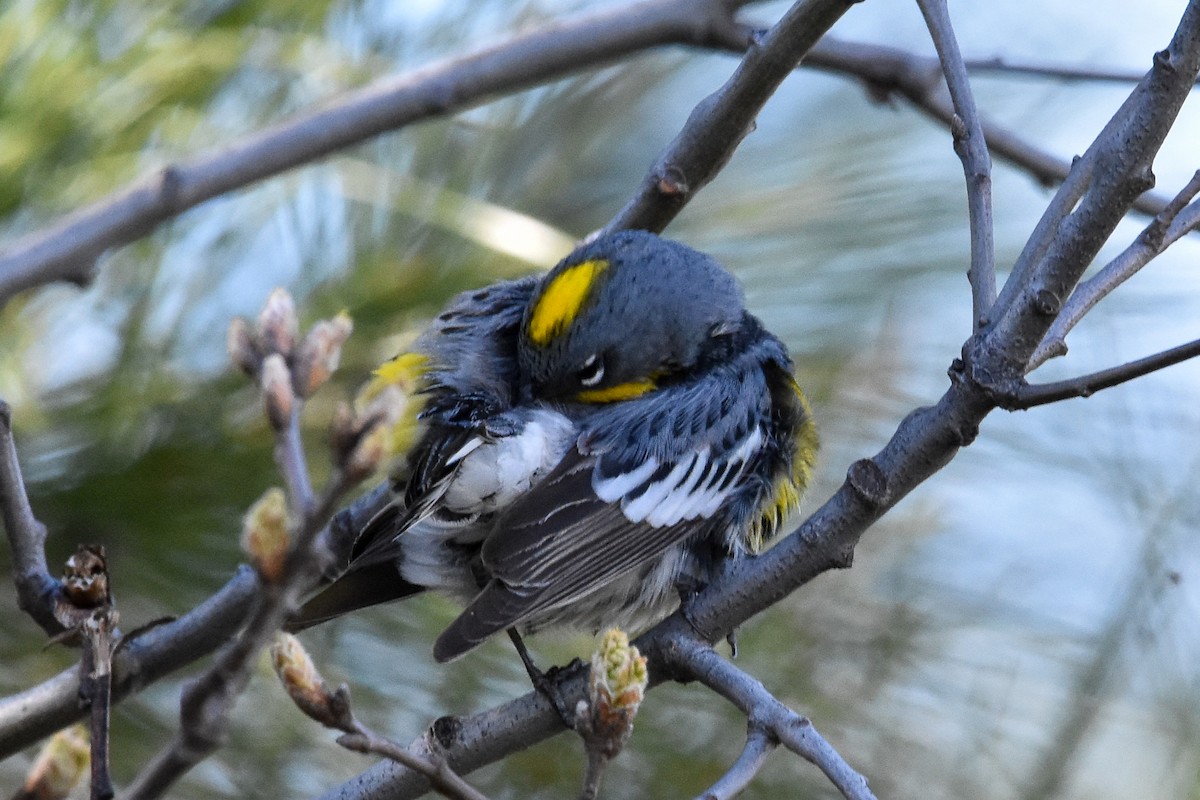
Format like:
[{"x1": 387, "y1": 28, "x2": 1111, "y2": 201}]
[{"x1": 527, "y1": 259, "x2": 608, "y2": 346}]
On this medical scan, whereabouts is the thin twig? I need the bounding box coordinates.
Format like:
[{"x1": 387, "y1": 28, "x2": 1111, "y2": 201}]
[
  {"x1": 277, "y1": 407, "x2": 315, "y2": 512},
  {"x1": 339, "y1": 726, "x2": 491, "y2": 800},
  {"x1": 0, "y1": 493, "x2": 389, "y2": 760},
  {"x1": 963, "y1": 56, "x2": 1179, "y2": 84},
  {"x1": 1029, "y1": 169, "x2": 1200, "y2": 369},
  {"x1": 126, "y1": 298, "x2": 362, "y2": 798},
  {"x1": 80, "y1": 608, "x2": 118, "y2": 800},
  {"x1": 663, "y1": 638, "x2": 875, "y2": 800},
  {"x1": 124, "y1": 295, "x2": 370, "y2": 797},
  {"x1": 695, "y1": 724, "x2": 777, "y2": 800},
  {"x1": 800, "y1": 37, "x2": 1180, "y2": 217},
  {"x1": 602, "y1": 0, "x2": 857, "y2": 234},
  {"x1": 1009, "y1": 337, "x2": 1200, "y2": 409},
  {"x1": 917, "y1": 0, "x2": 996, "y2": 329},
  {"x1": 0, "y1": 400, "x2": 64, "y2": 636},
  {"x1": 124, "y1": 470, "x2": 352, "y2": 800}
]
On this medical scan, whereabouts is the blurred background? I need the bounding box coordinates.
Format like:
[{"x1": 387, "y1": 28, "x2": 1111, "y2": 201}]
[{"x1": 2, "y1": 0, "x2": 1199, "y2": 798}]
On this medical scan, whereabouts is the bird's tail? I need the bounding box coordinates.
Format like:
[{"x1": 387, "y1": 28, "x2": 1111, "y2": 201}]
[{"x1": 286, "y1": 562, "x2": 425, "y2": 632}]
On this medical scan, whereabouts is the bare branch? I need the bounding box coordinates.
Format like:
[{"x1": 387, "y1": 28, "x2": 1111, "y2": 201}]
[
  {"x1": 985, "y1": 15, "x2": 1200, "y2": 345},
  {"x1": 80, "y1": 608, "x2": 118, "y2": 800},
  {"x1": 339, "y1": 728, "x2": 491, "y2": 800},
  {"x1": 124, "y1": 472, "x2": 352, "y2": 799},
  {"x1": 963, "y1": 55, "x2": 1197, "y2": 84},
  {"x1": 0, "y1": 400, "x2": 65, "y2": 636},
  {"x1": 276, "y1": 408, "x2": 315, "y2": 511},
  {"x1": 0, "y1": 486, "x2": 387, "y2": 760},
  {"x1": 4, "y1": 6, "x2": 1191, "y2": 308},
  {"x1": 694, "y1": 725, "x2": 776, "y2": 800},
  {"x1": 664, "y1": 638, "x2": 875, "y2": 800},
  {"x1": 601, "y1": 0, "x2": 858, "y2": 234},
  {"x1": 0, "y1": 0, "x2": 752, "y2": 306},
  {"x1": 968, "y1": 58, "x2": 1149, "y2": 82},
  {"x1": 801, "y1": 37, "x2": 1181, "y2": 217},
  {"x1": 916, "y1": 0, "x2": 996, "y2": 329},
  {"x1": 1007, "y1": 337, "x2": 1200, "y2": 409},
  {"x1": 1029, "y1": 169, "x2": 1200, "y2": 369}
]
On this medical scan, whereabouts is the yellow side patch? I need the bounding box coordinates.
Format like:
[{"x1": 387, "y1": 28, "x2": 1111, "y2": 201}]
[
  {"x1": 748, "y1": 374, "x2": 819, "y2": 552},
  {"x1": 369, "y1": 351, "x2": 430, "y2": 387},
  {"x1": 576, "y1": 378, "x2": 656, "y2": 404},
  {"x1": 527, "y1": 259, "x2": 608, "y2": 346},
  {"x1": 354, "y1": 352, "x2": 432, "y2": 474}
]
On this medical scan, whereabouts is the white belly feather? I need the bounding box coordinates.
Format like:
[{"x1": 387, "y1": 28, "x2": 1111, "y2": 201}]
[{"x1": 399, "y1": 409, "x2": 576, "y2": 594}]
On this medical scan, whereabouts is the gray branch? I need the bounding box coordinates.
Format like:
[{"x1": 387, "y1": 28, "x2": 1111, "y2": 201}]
[
  {"x1": 800, "y1": 37, "x2": 1182, "y2": 217},
  {"x1": 917, "y1": 0, "x2": 996, "y2": 329},
  {"x1": 5, "y1": 4, "x2": 1192, "y2": 307},
  {"x1": 1029, "y1": 169, "x2": 1200, "y2": 369},
  {"x1": 695, "y1": 724, "x2": 775, "y2": 800},
  {"x1": 0, "y1": 0, "x2": 754, "y2": 305},
  {"x1": 665, "y1": 638, "x2": 875, "y2": 800},
  {"x1": 0, "y1": 401, "x2": 64, "y2": 636},
  {"x1": 600, "y1": 0, "x2": 858, "y2": 234}
]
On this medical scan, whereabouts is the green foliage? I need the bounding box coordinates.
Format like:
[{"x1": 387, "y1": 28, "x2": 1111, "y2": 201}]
[{"x1": 0, "y1": 0, "x2": 340, "y2": 217}]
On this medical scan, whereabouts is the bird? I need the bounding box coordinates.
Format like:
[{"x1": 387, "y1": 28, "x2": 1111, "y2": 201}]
[{"x1": 292, "y1": 229, "x2": 818, "y2": 665}]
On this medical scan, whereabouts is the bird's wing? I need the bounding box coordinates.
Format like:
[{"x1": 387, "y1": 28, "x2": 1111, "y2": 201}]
[
  {"x1": 433, "y1": 354, "x2": 778, "y2": 661},
  {"x1": 293, "y1": 277, "x2": 536, "y2": 626}
]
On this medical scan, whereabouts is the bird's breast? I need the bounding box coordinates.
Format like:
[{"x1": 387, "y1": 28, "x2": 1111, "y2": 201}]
[{"x1": 439, "y1": 408, "x2": 577, "y2": 524}]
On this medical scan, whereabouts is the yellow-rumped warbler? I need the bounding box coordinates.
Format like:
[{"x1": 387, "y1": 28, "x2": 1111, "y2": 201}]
[{"x1": 295, "y1": 230, "x2": 818, "y2": 663}]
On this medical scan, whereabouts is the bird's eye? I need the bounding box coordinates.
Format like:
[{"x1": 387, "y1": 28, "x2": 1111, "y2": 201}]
[{"x1": 577, "y1": 354, "x2": 605, "y2": 387}]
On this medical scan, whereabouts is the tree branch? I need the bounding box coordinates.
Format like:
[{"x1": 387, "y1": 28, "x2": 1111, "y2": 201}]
[
  {"x1": 696, "y1": 724, "x2": 775, "y2": 800},
  {"x1": 0, "y1": 490, "x2": 387, "y2": 760},
  {"x1": 600, "y1": 0, "x2": 858, "y2": 234},
  {"x1": 1028, "y1": 169, "x2": 1200, "y2": 369},
  {"x1": 1007, "y1": 337, "x2": 1200, "y2": 409},
  {"x1": 0, "y1": 0, "x2": 753, "y2": 306},
  {"x1": 800, "y1": 37, "x2": 1182, "y2": 217},
  {"x1": 4, "y1": 6, "x2": 1190, "y2": 307},
  {"x1": 916, "y1": 0, "x2": 996, "y2": 329},
  {"x1": 0, "y1": 400, "x2": 65, "y2": 637},
  {"x1": 962, "y1": 55, "x2": 1181, "y2": 84},
  {"x1": 126, "y1": 299, "x2": 359, "y2": 798},
  {"x1": 982, "y1": 3, "x2": 1200, "y2": 375},
  {"x1": 661, "y1": 638, "x2": 875, "y2": 800}
]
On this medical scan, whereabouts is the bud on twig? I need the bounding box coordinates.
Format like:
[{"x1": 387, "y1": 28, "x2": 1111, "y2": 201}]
[
  {"x1": 292, "y1": 312, "x2": 353, "y2": 398},
  {"x1": 257, "y1": 287, "x2": 299, "y2": 357},
  {"x1": 344, "y1": 420, "x2": 389, "y2": 482},
  {"x1": 241, "y1": 488, "x2": 290, "y2": 583},
  {"x1": 61, "y1": 545, "x2": 111, "y2": 610},
  {"x1": 270, "y1": 633, "x2": 352, "y2": 729},
  {"x1": 580, "y1": 628, "x2": 647, "y2": 758},
  {"x1": 576, "y1": 629, "x2": 648, "y2": 800},
  {"x1": 260, "y1": 354, "x2": 295, "y2": 432},
  {"x1": 227, "y1": 316, "x2": 262, "y2": 378},
  {"x1": 19, "y1": 725, "x2": 89, "y2": 800}
]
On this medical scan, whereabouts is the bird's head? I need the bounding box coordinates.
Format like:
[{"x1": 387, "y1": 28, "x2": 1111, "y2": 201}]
[{"x1": 517, "y1": 230, "x2": 746, "y2": 404}]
